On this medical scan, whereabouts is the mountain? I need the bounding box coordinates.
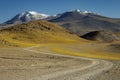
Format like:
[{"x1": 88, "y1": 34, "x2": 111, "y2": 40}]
[
  {"x1": 48, "y1": 9, "x2": 120, "y2": 35},
  {"x1": 80, "y1": 30, "x2": 120, "y2": 42},
  {"x1": 4, "y1": 11, "x2": 49, "y2": 24},
  {"x1": 1, "y1": 10, "x2": 120, "y2": 36},
  {"x1": 0, "y1": 20, "x2": 85, "y2": 47}
]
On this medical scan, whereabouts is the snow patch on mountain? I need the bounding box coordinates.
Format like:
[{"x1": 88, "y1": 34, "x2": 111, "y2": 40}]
[
  {"x1": 70, "y1": 9, "x2": 98, "y2": 15},
  {"x1": 4, "y1": 11, "x2": 50, "y2": 24},
  {"x1": 19, "y1": 11, "x2": 49, "y2": 20}
]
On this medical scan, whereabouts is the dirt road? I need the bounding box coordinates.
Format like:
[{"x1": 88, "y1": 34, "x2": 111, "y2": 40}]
[
  {"x1": 0, "y1": 45, "x2": 119, "y2": 80},
  {"x1": 23, "y1": 46, "x2": 113, "y2": 80}
]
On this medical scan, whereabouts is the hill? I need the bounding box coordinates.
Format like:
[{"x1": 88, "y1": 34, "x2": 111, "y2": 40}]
[
  {"x1": 0, "y1": 20, "x2": 85, "y2": 47},
  {"x1": 80, "y1": 30, "x2": 120, "y2": 42}
]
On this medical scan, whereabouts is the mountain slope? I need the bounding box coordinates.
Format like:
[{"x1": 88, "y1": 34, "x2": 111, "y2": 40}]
[
  {"x1": 49, "y1": 9, "x2": 120, "y2": 35},
  {"x1": 0, "y1": 20, "x2": 85, "y2": 47}
]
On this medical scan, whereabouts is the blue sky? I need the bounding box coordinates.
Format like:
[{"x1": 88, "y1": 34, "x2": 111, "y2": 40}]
[{"x1": 0, "y1": 0, "x2": 120, "y2": 23}]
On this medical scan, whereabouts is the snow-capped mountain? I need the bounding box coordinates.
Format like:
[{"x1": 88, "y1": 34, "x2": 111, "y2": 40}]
[
  {"x1": 4, "y1": 11, "x2": 49, "y2": 24},
  {"x1": 52, "y1": 9, "x2": 98, "y2": 17},
  {"x1": 47, "y1": 9, "x2": 100, "y2": 21},
  {"x1": 3, "y1": 10, "x2": 98, "y2": 25},
  {"x1": 48, "y1": 9, "x2": 101, "y2": 22},
  {"x1": 49, "y1": 9, "x2": 120, "y2": 35},
  {"x1": 1, "y1": 9, "x2": 120, "y2": 35}
]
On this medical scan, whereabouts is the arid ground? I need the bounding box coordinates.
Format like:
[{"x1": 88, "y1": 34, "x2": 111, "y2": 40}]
[{"x1": 0, "y1": 43, "x2": 120, "y2": 80}]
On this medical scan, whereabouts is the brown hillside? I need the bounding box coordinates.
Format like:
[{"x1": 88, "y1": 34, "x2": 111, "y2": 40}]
[{"x1": 0, "y1": 20, "x2": 85, "y2": 47}]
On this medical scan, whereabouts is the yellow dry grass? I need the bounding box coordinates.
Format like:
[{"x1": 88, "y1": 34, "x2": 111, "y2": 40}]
[
  {"x1": 0, "y1": 20, "x2": 86, "y2": 47},
  {"x1": 41, "y1": 43, "x2": 120, "y2": 60},
  {"x1": 52, "y1": 47, "x2": 120, "y2": 60},
  {"x1": 0, "y1": 20, "x2": 119, "y2": 61}
]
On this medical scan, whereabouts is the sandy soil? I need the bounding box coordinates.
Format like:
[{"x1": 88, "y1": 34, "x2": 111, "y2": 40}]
[
  {"x1": 0, "y1": 45, "x2": 119, "y2": 80},
  {"x1": 90, "y1": 60, "x2": 120, "y2": 80}
]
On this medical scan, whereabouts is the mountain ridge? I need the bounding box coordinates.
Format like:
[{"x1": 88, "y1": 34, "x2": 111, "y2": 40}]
[
  {"x1": 2, "y1": 9, "x2": 116, "y2": 24},
  {"x1": 1, "y1": 10, "x2": 120, "y2": 36}
]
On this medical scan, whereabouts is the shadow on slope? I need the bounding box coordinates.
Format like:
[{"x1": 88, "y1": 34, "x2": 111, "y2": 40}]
[
  {"x1": 108, "y1": 44, "x2": 120, "y2": 53},
  {"x1": 80, "y1": 30, "x2": 120, "y2": 42}
]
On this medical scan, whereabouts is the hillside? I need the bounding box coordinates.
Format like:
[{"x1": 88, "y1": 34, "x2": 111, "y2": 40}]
[{"x1": 0, "y1": 20, "x2": 85, "y2": 47}]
